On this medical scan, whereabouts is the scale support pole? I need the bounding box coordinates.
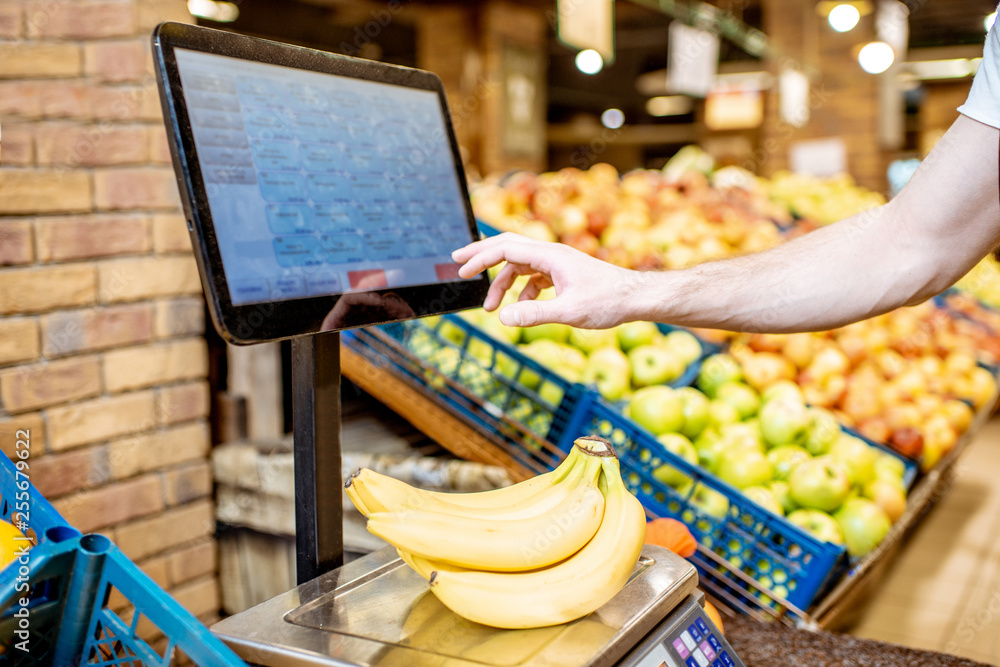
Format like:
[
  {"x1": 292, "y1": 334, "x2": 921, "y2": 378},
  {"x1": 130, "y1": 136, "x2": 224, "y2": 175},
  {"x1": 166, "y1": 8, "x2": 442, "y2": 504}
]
[{"x1": 292, "y1": 331, "x2": 344, "y2": 584}]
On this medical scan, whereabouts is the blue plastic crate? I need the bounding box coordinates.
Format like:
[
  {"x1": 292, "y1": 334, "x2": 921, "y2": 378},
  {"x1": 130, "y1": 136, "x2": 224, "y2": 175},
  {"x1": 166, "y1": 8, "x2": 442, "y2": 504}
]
[
  {"x1": 557, "y1": 395, "x2": 848, "y2": 611},
  {"x1": 0, "y1": 533, "x2": 244, "y2": 666},
  {"x1": 344, "y1": 313, "x2": 591, "y2": 473}
]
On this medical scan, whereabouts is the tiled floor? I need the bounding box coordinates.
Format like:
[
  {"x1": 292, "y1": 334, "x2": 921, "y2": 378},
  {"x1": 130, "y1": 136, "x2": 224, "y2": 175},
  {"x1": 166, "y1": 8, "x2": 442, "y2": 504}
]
[{"x1": 850, "y1": 417, "x2": 1000, "y2": 665}]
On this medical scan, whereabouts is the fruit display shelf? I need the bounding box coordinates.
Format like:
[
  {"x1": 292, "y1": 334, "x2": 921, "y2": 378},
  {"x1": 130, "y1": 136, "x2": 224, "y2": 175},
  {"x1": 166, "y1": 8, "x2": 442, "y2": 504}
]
[{"x1": 0, "y1": 453, "x2": 244, "y2": 665}]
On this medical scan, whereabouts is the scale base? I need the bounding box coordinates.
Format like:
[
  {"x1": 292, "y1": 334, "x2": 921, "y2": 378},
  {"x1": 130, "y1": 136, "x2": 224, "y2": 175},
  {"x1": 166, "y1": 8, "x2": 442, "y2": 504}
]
[{"x1": 212, "y1": 545, "x2": 699, "y2": 667}]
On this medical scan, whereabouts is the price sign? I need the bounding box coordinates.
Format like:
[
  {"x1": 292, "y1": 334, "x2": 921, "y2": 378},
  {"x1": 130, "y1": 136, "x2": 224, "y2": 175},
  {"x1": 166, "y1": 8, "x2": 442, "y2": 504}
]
[
  {"x1": 557, "y1": 0, "x2": 614, "y2": 61},
  {"x1": 667, "y1": 21, "x2": 720, "y2": 98}
]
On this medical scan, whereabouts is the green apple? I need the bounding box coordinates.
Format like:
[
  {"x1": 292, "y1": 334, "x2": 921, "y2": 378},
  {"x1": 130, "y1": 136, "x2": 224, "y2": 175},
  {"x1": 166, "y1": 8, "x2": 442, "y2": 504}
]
[
  {"x1": 874, "y1": 453, "x2": 907, "y2": 483},
  {"x1": 425, "y1": 346, "x2": 461, "y2": 389},
  {"x1": 628, "y1": 386, "x2": 684, "y2": 435},
  {"x1": 497, "y1": 350, "x2": 540, "y2": 389},
  {"x1": 768, "y1": 480, "x2": 799, "y2": 515},
  {"x1": 628, "y1": 344, "x2": 684, "y2": 387},
  {"x1": 829, "y1": 434, "x2": 878, "y2": 488},
  {"x1": 762, "y1": 380, "x2": 804, "y2": 405},
  {"x1": 661, "y1": 330, "x2": 703, "y2": 366},
  {"x1": 479, "y1": 311, "x2": 521, "y2": 345},
  {"x1": 789, "y1": 456, "x2": 851, "y2": 512},
  {"x1": 438, "y1": 319, "x2": 467, "y2": 345},
  {"x1": 759, "y1": 398, "x2": 809, "y2": 448},
  {"x1": 616, "y1": 321, "x2": 660, "y2": 353},
  {"x1": 720, "y1": 421, "x2": 764, "y2": 453},
  {"x1": 691, "y1": 484, "x2": 730, "y2": 519},
  {"x1": 466, "y1": 337, "x2": 494, "y2": 367},
  {"x1": 708, "y1": 399, "x2": 741, "y2": 428},
  {"x1": 717, "y1": 449, "x2": 772, "y2": 489},
  {"x1": 834, "y1": 498, "x2": 891, "y2": 557},
  {"x1": 522, "y1": 322, "x2": 572, "y2": 344},
  {"x1": 694, "y1": 429, "x2": 728, "y2": 472},
  {"x1": 538, "y1": 382, "x2": 565, "y2": 406},
  {"x1": 743, "y1": 485, "x2": 784, "y2": 516},
  {"x1": 458, "y1": 308, "x2": 486, "y2": 325},
  {"x1": 716, "y1": 382, "x2": 761, "y2": 420},
  {"x1": 767, "y1": 445, "x2": 812, "y2": 481},
  {"x1": 697, "y1": 354, "x2": 743, "y2": 398},
  {"x1": 653, "y1": 433, "x2": 698, "y2": 488},
  {"x1": 568, "y1": 328, "x2": 619, "y2": 354},
  {"x1": 863, "y1": 479, "x2": 906, "y2": 523},
  {"x1": 675, "y1": 387, "x2": 711, "y2": 439},
  {"x1": 804, "y1": 407, "x2": 840, "y2": 456},
  {"x1": 583, "y1": 346, "x2": 631, "y2": 401},
  {"x1": 787, "y1": 509, "x2": 844, "y2": 545}
]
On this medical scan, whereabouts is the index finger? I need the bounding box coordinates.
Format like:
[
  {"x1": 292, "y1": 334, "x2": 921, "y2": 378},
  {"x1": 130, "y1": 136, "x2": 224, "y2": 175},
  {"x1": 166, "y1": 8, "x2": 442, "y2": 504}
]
[{"x1": 454, "y1": 237, "x2": 553, "y2": 280}]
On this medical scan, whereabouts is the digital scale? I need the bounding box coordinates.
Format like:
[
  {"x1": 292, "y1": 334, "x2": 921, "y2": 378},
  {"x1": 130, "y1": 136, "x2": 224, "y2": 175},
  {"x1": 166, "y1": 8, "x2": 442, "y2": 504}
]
[{"x1": 152, "y1": 21, "x2": 748, "y2": 667}]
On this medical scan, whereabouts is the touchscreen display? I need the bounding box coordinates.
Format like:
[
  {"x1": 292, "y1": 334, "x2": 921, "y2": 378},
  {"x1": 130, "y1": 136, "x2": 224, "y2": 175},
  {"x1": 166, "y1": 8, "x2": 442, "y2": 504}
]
[{"x1": 173, "y1": 48, "x2": 475, "y2": 306}]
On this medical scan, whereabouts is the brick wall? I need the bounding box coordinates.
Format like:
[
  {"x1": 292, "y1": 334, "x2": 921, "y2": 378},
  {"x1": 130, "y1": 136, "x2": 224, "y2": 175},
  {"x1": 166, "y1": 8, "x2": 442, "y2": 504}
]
[{"x1": 0, "y1": 0, "x2": 221, "y2": 640}]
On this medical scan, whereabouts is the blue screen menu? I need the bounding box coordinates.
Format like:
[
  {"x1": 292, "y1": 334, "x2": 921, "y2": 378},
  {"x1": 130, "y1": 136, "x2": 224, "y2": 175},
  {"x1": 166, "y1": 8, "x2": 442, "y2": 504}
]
[{"x1": 173, "y1": 48, "x2": 475, "y2": 306}]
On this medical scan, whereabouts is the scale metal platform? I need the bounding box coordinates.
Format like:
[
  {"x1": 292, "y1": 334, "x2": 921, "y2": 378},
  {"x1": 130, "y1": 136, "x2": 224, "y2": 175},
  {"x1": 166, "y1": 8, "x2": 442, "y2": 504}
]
[{"x1": 212, "y1": 545, "x2": 743, "y2": 667}]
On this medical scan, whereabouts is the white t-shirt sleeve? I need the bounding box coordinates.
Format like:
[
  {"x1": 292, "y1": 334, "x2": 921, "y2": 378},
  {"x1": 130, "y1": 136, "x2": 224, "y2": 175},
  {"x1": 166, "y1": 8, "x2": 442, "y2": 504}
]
[{"x1": 959, "y1": 21, "x2": 1000, "y2": 129}]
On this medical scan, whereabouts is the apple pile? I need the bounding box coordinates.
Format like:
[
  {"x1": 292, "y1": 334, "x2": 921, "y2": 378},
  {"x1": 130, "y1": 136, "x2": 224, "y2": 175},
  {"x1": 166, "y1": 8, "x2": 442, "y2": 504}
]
[
  {"x1": 728, "y1": 301, "x2": 997, "y2": 470},
  {"x1": 630, "y1": 353, "x2": 906, "y2": 559},
  {"x1": 471, "y1": 164, "x2": 787, "y2": 271}
]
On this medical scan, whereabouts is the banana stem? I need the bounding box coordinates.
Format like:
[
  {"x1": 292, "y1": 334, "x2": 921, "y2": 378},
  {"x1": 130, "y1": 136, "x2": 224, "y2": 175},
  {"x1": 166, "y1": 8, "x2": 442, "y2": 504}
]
[{"x1": 574, "y1": 436, "x2": 617, "y2": 458}]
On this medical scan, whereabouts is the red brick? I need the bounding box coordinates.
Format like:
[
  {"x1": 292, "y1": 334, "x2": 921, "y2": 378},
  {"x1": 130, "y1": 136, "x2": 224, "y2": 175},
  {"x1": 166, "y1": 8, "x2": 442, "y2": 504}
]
[
  {"x1": 0, "y1": 413, "x2": 45, "y2": 460},
  {"x1": 156, "y1": 381, "x2": 209, "y2": 425},
  {"x1": 0, "y1": 170, "x2": 92, "y2": 215},
  {"x1": 136, "y1": 0, "x2": 193, "y2": 32},
  {"x1": 85, "y1": 39, "x2": 148, "y2": 83},
  {"x1": 171, "y1": 577, "x2": 220, "y2": 620},
  {"x1": 36, "y1": 124, "x2": 149, "y2": 167},
  {"x1": 47, "y1": 390, "x2": 156, "y2": 450},
  {"x1": 162, "y1": 461, "x2": 212, "y2": 506},
  {"x1": 94, "y1": 168, "x2": 180, "y2": 210},
  {"x1": 39, "y1": 82, "x2": 90, "y2": 119},
  {"x1": 42, "y1": 304, "x2": 154, "y2": 357},
  {"x1": 0, "y1": 124, "x2": 34, "y2": 166},
  {"x1": 113, "y1": 500, "x2": 214, "y2": 561},
  {"x1": 53, "y1": 474, "x2": 163, "y2": 533},
  {"x1": 0, "y1": 5, "x2": 22, "y2": 38},
  {"x1": 0, "y1": 222, "x2": 34, "y2": 265},
  {"x1": 0, "y1": 264, "x2": 97, "y2": 315},
  {"x1": 167, "y1": 540, "x2": 217, "y2": 586},
  {"x1": 152, "y1": 213, "x2": 191, "y2": 253},
  {"x1": 27, "y1": 1, "x2": 136, "y2": 39},
  {"x1": 90, "y1": 83, "x2": 162, "y2": 122},
  {"x1": 149, "y1": 126, "x2": 172, "y2": 165},
  {"x1": 0, "y1": 319, "x2": 40, "y2": 366},
  {"x1": 154, "y1": 298, "x2": 204, "y2": 338},
  {"x1": 0, "y1": 82, "x2": 42, "y2": 119},
  {"x1": 0, "y1": 356, "x2": 102, "y2": 413},
  {"x1": 98, "y1": 256, "x2": 200, "y2": 302},
  {"x1": 0, "y1": 42, "x2": 82, "y2": 79},
  {"x1": 35, "y1": 215, "x2": 150, "y2": 262},
  {"x1": 30, "y1": 446, "x2": 110, "y2": 498}
]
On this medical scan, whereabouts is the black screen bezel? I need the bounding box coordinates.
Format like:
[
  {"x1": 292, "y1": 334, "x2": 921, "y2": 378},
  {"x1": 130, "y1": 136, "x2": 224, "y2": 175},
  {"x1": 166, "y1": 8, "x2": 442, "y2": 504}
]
[{"x1": 151, "y1": 21, "x2": 489, "y2": 345}]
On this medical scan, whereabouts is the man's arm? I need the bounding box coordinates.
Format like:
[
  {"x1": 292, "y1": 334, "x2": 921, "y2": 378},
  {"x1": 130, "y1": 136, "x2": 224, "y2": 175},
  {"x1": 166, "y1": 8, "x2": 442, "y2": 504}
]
[{"x1": 453, "y1": 115, "x2": 1000, "y2": 333}]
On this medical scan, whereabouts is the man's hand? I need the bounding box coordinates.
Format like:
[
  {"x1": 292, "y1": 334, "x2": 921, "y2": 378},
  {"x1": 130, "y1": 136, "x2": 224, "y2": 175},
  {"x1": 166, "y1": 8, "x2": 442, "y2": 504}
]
[{"x1": 452, "y1": 232, "x2": 640, "y2": 329}]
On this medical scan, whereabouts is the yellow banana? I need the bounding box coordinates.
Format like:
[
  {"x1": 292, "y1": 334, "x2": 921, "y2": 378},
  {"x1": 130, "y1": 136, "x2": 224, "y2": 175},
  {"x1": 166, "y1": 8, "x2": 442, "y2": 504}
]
[
  {"x1": 347, "y1": 447, "x2": 583, "y2": 517},
  {"x1": 367, "y1": 455, "x2": 605, "y2": 571},
  {"x1": 356, "y1": 450, "x2": 588, "y2": 522},
  {"x1": 424, "y1": 454, "x2": 646, "y2": 629}
]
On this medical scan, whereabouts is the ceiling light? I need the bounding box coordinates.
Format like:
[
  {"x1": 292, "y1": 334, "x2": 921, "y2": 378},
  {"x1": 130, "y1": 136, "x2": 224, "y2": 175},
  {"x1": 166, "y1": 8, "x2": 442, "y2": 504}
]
[
  {"x1": 188, "y1": 0, "x2": 239, "y2": 22},
  {"x1": 575, "y1": 50, "x2": 604, "y2": 75},
  {"x1": 987, "y1": 12, "x2": 997, "y2": 32},
  {"x1": 601, "y1": 108, "x2": 625, "y2": 129},
  {"x1": 645, "y1": 96, "x2": 694, "y2": 117},
  {"x1": 858, "y1": 41, "x2": 894, "y2": 74},
  {"x1": 828, "y1": 4, "x2": 861, "y2": 32}
]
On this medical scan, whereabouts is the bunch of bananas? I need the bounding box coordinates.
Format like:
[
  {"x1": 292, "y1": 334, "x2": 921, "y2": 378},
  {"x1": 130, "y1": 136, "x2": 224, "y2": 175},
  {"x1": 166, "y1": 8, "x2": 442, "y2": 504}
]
[{"x1": 345, "y1": 436, "x2": 647, "y2": 629}]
